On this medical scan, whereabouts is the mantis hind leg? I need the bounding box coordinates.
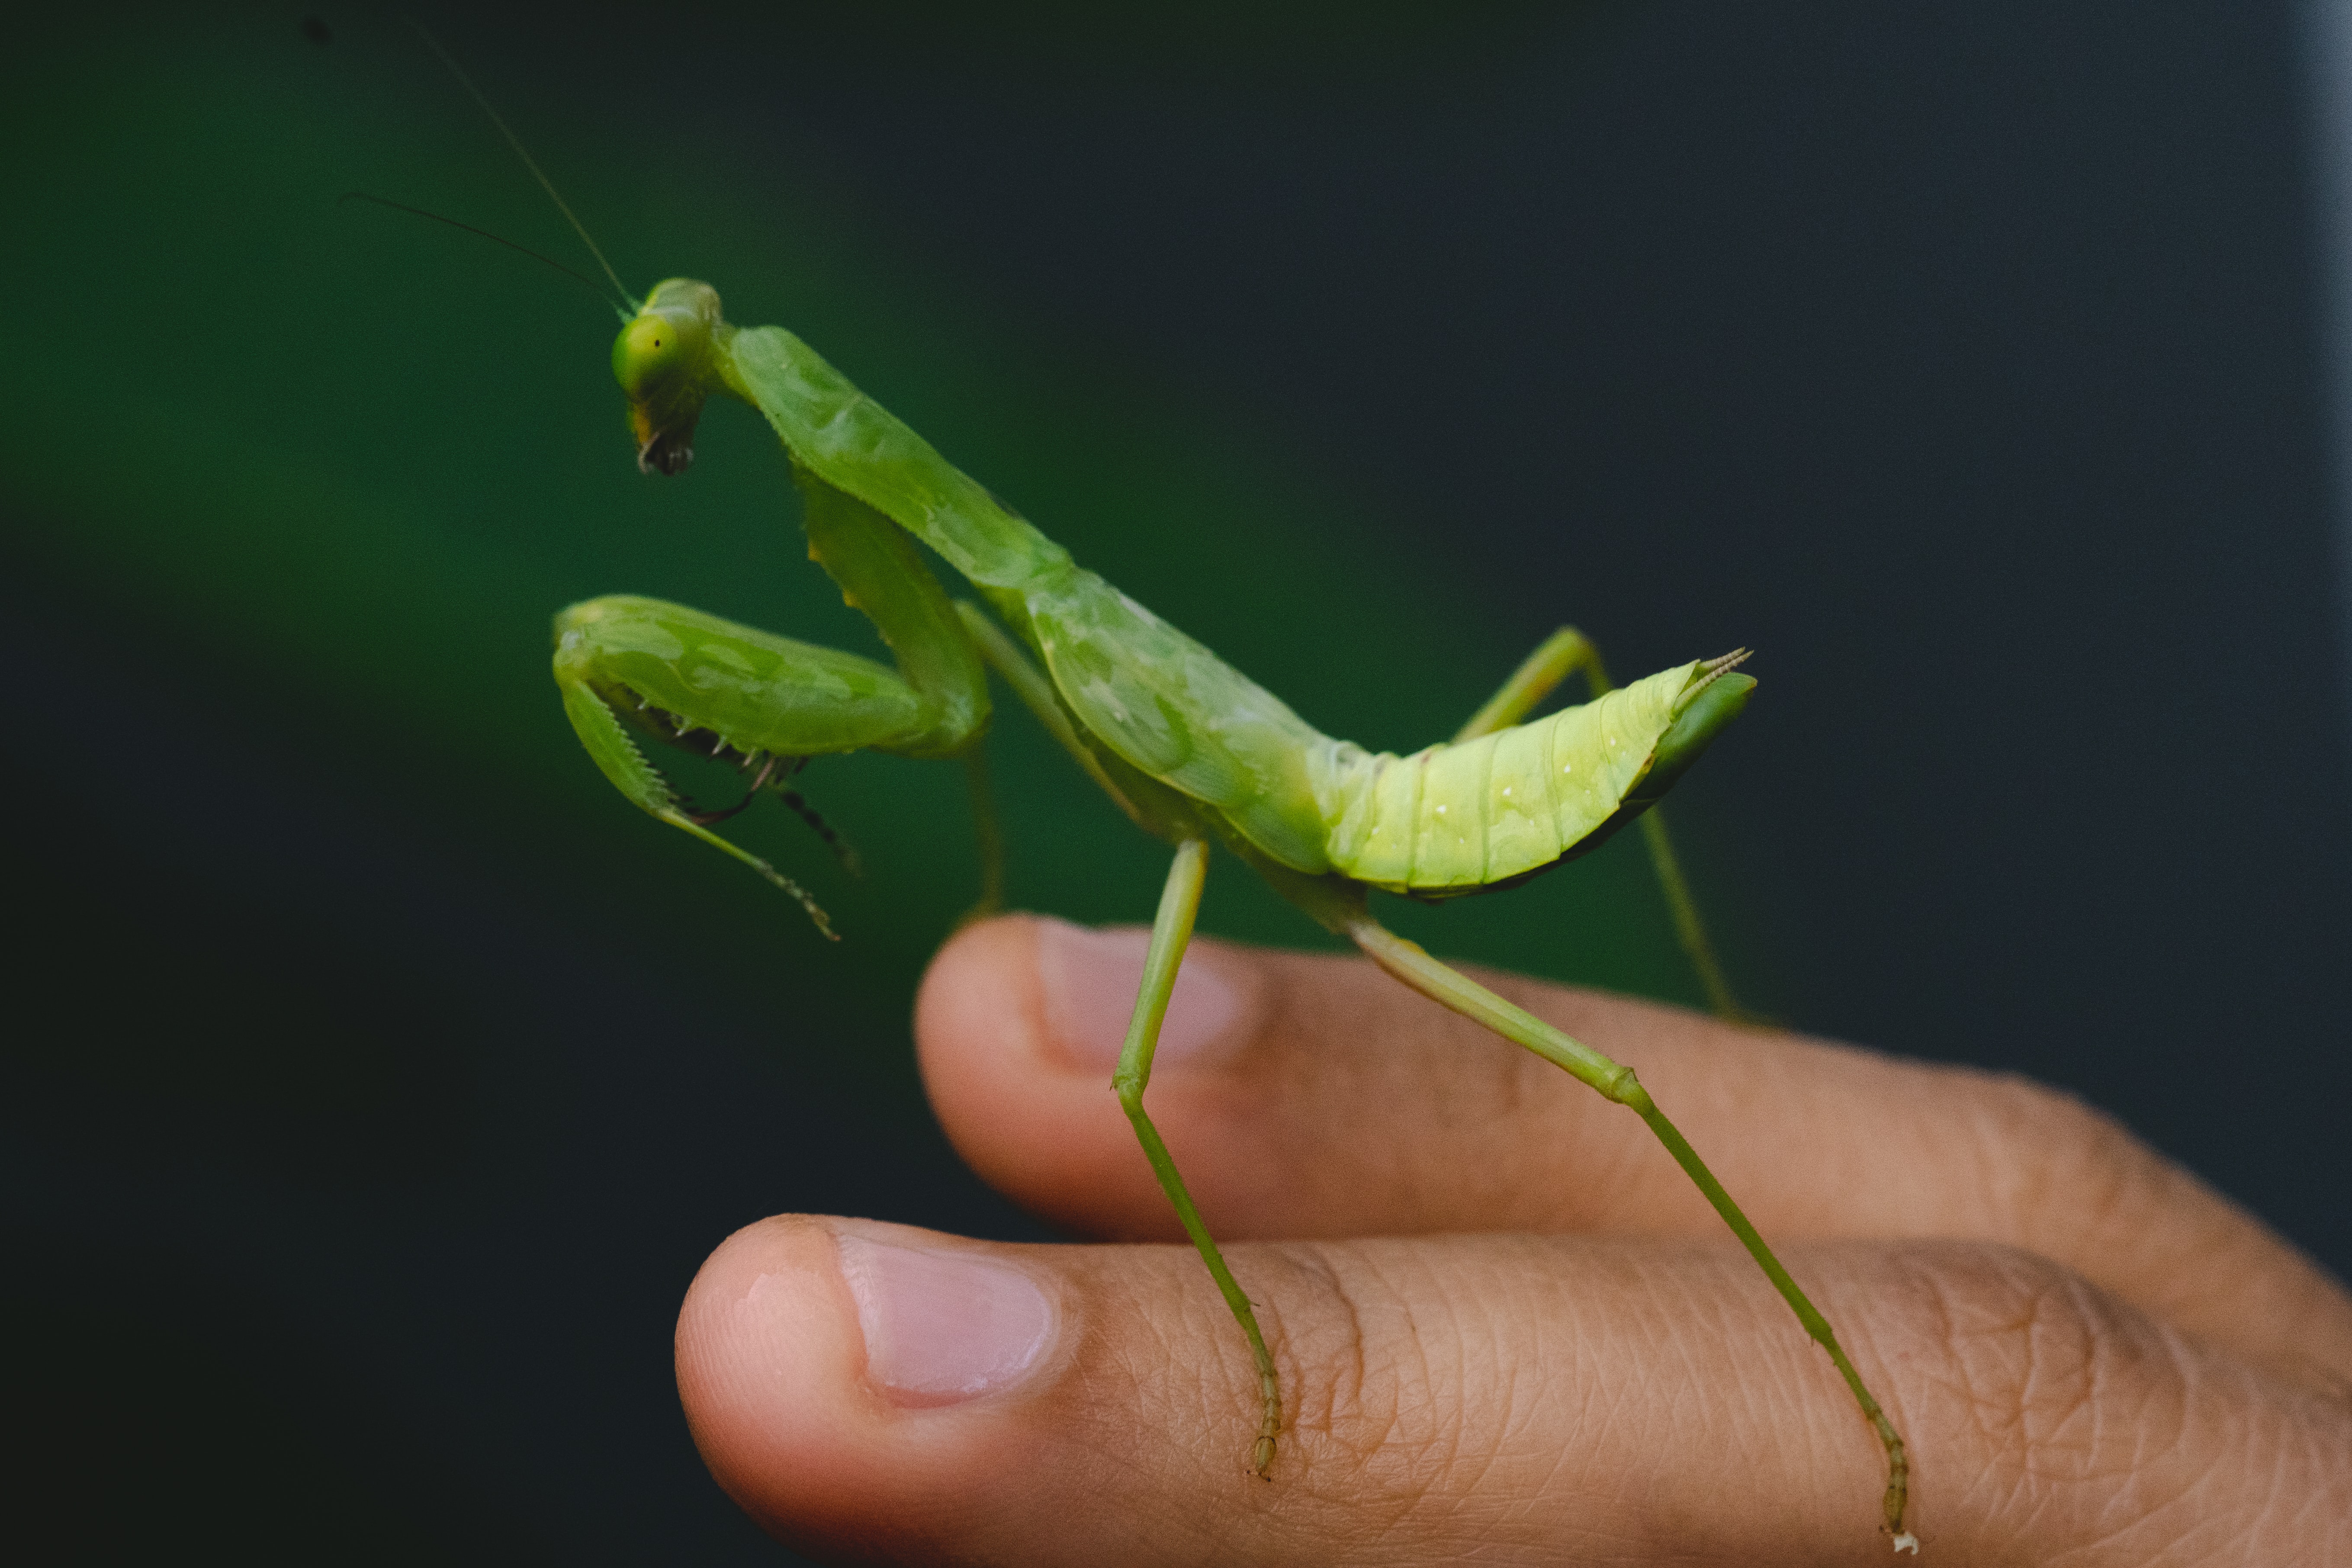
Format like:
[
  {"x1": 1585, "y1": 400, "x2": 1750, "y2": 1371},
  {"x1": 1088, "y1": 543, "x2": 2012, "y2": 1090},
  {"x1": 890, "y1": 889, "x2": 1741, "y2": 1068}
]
[
  {"x1": 1117, "y1": 839, "x2": 1284, "y2": 1475},
  {"x1": 1456, "y1": 627, "x2": 1748, "y2": 1022},
  {"x1": 1344, "y1": 916, "x2": 1914, "y2": 1550}
]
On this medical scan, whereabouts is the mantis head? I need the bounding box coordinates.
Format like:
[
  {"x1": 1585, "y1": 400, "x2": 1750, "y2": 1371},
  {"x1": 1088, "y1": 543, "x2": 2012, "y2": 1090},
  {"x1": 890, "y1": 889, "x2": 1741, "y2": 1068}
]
[{"x1": 614, "y1": 278, "x2": 727, "y2": 476}]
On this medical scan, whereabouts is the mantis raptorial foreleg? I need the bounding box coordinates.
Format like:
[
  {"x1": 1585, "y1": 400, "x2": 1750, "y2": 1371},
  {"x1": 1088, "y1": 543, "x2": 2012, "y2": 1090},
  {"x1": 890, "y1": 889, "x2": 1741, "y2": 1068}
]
[
  {"x1": 1457, "y1": 627, "x2": 1748, "y2": 1022},
  {"x1": 1345, "y1": 918, "x2": 1915, "y2": 1551},
  {"x1": 553, "y1": 477, "x2": 1004, "y2": 931},
  {"x1": 1115, "y1": 838, "x2": 1285, "y2": 1475}
]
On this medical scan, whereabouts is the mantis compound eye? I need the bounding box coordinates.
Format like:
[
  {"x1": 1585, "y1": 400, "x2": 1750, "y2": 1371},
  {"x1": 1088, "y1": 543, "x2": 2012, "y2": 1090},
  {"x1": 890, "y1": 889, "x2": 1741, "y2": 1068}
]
[{"x1": 613, "y1": 311, "x2": 698, "y2": 397}]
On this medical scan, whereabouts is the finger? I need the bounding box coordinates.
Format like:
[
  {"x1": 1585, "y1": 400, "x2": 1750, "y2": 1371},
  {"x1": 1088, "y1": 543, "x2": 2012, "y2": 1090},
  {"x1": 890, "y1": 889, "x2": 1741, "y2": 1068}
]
[
  {"x1": 676, "y1": 1215, "x2": 2352, "y2": 1566},
  {"x1": 916, "y1": 916, "x2": 2352, "y2": 1390}
]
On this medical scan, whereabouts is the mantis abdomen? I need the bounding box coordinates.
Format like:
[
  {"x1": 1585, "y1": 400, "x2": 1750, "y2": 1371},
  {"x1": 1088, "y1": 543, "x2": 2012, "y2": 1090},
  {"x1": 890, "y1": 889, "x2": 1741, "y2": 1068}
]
[{"x1": 1309, "y1": 659, "x2": 1752, "y2": 894}]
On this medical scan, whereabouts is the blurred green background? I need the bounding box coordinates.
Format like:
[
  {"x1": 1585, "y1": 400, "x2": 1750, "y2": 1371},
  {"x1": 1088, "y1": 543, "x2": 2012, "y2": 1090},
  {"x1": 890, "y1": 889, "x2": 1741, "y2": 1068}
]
[{"x1": 5, "y1": 1, "x2": 2349, "y2": 1560}]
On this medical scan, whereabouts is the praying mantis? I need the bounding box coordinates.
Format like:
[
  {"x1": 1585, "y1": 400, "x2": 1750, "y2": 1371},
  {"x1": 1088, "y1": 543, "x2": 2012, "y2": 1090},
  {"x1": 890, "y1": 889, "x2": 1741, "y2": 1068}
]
[
  {"x1": 548, "y1": 277, "x2": 1917, "y2": 1551},
  {"x1": 421, "y1": 43, "x2": 1915, "y2": 1549}
]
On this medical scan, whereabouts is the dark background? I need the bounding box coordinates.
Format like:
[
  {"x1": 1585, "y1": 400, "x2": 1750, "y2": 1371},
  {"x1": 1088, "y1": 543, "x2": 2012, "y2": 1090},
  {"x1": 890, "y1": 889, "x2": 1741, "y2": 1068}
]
[{"x1": 4, "y1": 2, "x2": 2347, "y2": 1560}]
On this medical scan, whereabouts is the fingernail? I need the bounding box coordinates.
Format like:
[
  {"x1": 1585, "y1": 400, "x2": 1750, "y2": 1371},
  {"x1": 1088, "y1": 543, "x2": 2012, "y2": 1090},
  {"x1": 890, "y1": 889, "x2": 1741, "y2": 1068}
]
[
  {"x1": 1034, "y1": 917, "x2": 1256, "y2": 1073},
  {"x1": 835, "y1": 1231, "x2": 1054, "y2": 1407}
]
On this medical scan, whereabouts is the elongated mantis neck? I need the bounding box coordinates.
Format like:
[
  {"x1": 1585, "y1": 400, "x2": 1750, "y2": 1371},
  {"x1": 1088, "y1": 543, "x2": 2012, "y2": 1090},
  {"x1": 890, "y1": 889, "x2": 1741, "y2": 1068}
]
[{"x1": 614, "y1": 276, "x2": 1073, "y2": 594}]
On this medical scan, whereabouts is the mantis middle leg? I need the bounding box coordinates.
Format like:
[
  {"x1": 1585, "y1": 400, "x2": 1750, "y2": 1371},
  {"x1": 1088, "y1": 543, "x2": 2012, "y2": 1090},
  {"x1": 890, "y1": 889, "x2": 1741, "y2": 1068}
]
[
  {"x1": 1118, "y1": 838, "x2": 1285, "y2": 1475},
  {"x1": 958, "y1": 746, "x2": 1006, "y2": 925},
  {"x1": 951, "y1": 605, "x2": 1285, "y2": 1459},
  {"x1": 1456, "y1": 627, "x2": 1747, "y2": 1021}
]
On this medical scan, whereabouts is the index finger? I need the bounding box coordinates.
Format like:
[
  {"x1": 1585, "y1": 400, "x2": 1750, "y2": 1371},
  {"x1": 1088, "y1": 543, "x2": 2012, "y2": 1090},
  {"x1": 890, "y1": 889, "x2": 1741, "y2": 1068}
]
[{"x1": 916, "y1": 917, "x2": 2352, "y2": 1391}]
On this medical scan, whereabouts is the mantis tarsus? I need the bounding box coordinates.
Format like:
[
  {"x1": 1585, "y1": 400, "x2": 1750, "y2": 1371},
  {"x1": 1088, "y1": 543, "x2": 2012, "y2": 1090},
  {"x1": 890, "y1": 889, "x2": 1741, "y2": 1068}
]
[{"x1": 428, "y1": 51, "x2": 1917, "y2": 1548}]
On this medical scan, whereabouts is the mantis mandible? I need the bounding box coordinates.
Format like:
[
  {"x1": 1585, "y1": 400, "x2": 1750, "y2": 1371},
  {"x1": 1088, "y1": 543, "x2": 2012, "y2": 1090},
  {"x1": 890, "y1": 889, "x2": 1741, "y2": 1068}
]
[{"x1": 424, "y1": 49, "x2": 1915, "y2": 1545}]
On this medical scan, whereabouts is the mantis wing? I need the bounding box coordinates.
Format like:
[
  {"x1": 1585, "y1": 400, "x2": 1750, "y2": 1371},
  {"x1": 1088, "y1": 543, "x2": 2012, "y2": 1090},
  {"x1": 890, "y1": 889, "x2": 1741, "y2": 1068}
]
[
  {"x1": 1020, "y1": 569, "x2": 1339, "y2": 875},
  {"x1": 720, "y1": 320, "x2": 1337, "y2": 871}
]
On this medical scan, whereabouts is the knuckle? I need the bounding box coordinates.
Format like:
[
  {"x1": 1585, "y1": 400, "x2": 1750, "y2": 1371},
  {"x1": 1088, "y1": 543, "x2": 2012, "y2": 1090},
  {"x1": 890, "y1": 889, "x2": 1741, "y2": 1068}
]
[
  {"x1": 1927, "y1": 1249, "x2": 2129, "y2": 1455},
  {"x1": 1964, "y1": 1072, "x2": 2172, "y2": 1249},
  {"x1": 1892, "y1": 1243, "x2": 2198, "y2": 1521},
  {"x1": 1881, "y1": 1242, "x2": 2352, "y2": 1557},
  {"x1": 1272, "y1": 1237, "x2": 1648, "y2": 1545},
  {"x1": 1277, "y1": 1244, "x2": 1425, "y2": 1466},
  {"x1": 1273, "y1": 1242, "x2": 1510, "y2": 1515}
]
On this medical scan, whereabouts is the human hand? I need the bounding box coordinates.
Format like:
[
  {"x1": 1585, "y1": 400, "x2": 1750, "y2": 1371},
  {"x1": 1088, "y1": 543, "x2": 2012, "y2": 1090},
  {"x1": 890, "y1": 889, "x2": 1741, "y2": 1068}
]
[{"x1": 676, "y1": 917, "x2": 2352, "y2": 1564}]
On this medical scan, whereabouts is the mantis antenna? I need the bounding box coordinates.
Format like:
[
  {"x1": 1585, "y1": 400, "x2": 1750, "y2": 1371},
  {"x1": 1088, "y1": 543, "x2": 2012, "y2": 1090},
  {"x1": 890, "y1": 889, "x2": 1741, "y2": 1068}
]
[
  {"x1": 337, "y1": 192, "x2": 622, "y2": 312},
  {"x1": 407, "y1": 18, "x2": 637, "y2": 314}
]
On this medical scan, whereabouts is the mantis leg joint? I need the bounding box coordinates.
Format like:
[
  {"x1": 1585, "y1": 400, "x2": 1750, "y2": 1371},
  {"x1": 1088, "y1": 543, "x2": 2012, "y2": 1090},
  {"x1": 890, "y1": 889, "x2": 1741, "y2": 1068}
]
[{"x1": 1601, "y1": 1064, "x2": 1650, "y2": 1110}]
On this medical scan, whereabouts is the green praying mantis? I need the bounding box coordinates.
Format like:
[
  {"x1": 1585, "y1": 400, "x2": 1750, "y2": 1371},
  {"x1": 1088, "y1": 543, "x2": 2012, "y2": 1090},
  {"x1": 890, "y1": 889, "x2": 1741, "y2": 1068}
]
[
  {"x1": 414, "y1": 43, "x2": 1917, "y2": 1550},
  {"x1": 560, "y1": 294, "x2": 1918, "y2": 1550}
]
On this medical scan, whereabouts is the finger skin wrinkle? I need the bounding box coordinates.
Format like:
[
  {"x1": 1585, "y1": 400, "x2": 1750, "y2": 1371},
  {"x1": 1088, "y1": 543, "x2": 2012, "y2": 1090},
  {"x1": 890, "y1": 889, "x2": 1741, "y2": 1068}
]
[
  {"x1": 1070, "y1": 1248, "x2": 1279, "y2": 1484},
  {"x1": 1283, "y1": 1241, "x2": 1490, "y2": 1542},
  {"x1": 1276, "y1": 1243, "x2": 1389, "y2": 1473},
  {"x1": 1931, "y1": 1251, "x2": 2149, "y2": 1542},
  {"x1": 2272, "y1": 1401, "x2": 2352, "y2": 1559},
  {"x1": 1885, "y1": 1244, "x2": 2347, "y2": 1564},
  {"x1": 1278, "y1": 1239, "x2": 1634, "y2": 1562},
  {"x1": 1295, "y1": 1239, "x2": 1825, "y2": 1563}
]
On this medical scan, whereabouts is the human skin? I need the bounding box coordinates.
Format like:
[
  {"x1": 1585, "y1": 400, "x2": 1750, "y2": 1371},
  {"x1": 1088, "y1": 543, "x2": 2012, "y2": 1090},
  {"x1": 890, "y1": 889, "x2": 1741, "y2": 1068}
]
[{"x1": 675, "y1": 916, "x2": 2352, "y2": 1565}]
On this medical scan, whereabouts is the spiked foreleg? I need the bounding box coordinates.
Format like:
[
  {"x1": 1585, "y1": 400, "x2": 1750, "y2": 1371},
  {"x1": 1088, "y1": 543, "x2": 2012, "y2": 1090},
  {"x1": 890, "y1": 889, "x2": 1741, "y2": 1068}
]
[
  {"x1": 556, "y1": 676, "x2": 839, "y2": 936},
  {"x1": 552, "y1": 594, "x2": 961, "y2": 931}
]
